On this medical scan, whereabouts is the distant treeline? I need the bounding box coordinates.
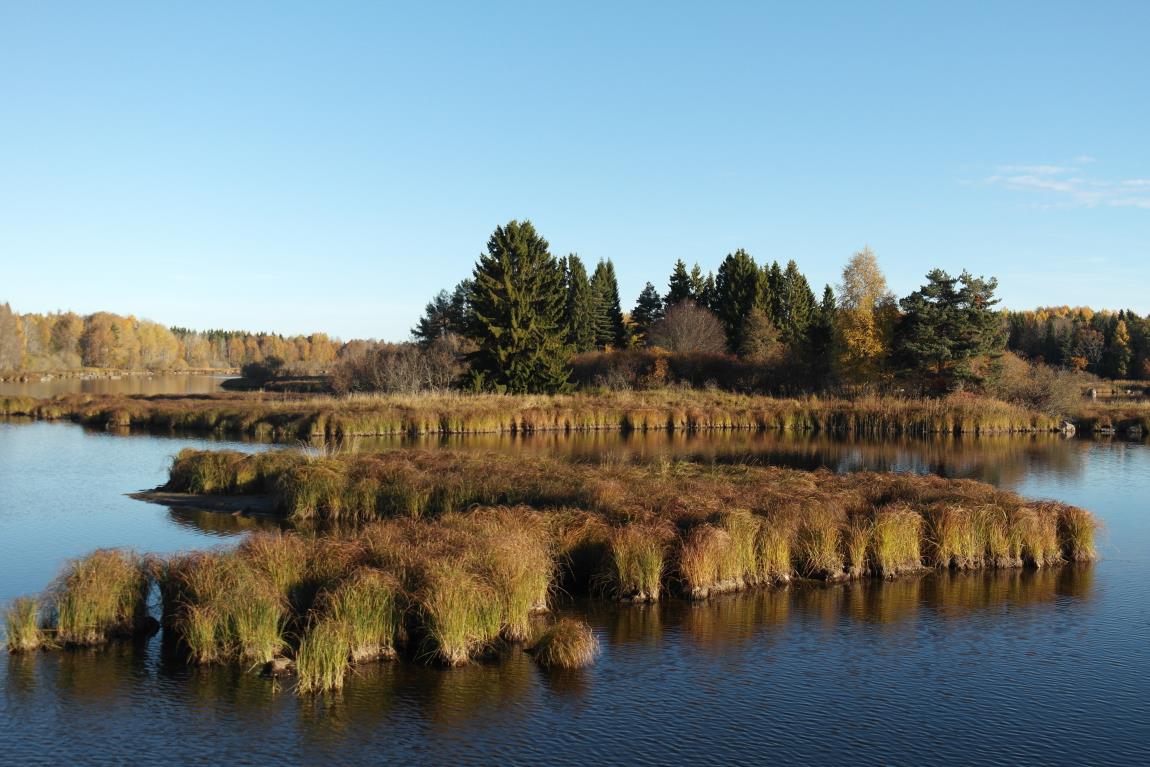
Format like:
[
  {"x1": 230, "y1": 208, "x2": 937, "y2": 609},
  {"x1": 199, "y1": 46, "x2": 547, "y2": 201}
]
[
  {"x1": 365, "y1": 219, "x2": 1146, "y2": 398},
  {"x1": 0, "y1": 305, "x2": 340, "y2": 373},
  {"x1": 1006, "y1": 307, "x2": 1149, "y2": 380}
]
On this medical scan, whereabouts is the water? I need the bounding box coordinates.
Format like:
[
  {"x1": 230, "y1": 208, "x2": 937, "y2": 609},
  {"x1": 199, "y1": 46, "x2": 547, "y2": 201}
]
[
  {"x1": 1, "y1": 422, "x2": 1147, "y2": 765},
  {"x1": 0, "y1": 373, "x2": 232, "y2": 398}
]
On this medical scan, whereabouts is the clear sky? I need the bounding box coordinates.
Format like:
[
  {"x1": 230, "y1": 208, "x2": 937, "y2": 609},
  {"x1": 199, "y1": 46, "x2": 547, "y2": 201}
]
[{"x1": 2, "y1": 1, "x2": 1148, "y2": 341}]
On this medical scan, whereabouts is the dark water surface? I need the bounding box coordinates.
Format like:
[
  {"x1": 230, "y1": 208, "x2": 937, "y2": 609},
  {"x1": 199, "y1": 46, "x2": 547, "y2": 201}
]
[{"x1": 1, "y1": 422, "x2": 1147, "y2": 765}]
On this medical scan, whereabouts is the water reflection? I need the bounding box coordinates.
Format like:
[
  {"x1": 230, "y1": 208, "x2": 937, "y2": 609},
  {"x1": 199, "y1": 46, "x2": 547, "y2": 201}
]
[
  {"x1": 166, "y1": 505, "x2": 286, "y2": 537},
  {"x1": 0, "y1": 373, "x2": 232, "y2": 398}
]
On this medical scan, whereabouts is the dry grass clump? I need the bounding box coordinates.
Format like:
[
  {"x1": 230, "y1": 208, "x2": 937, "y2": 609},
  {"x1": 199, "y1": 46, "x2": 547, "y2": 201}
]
[
  {"x1": 1058, "y1": 505, "x2": 1099, "y2": 562},
  {"x1": 606, "y1": 524, "x2": 667, "y2": 602},
  {"x1": 295, "y1": 618, "x2": 352, "y2": 693},
  {"x1": 528, "y1": 618, "x2": 599, "y2": 669},
  {"x1": 5, "y1": 597, "x2": 47, "y2": 653},
  {"x1": 53, "y1": 549, "x2": 149, "y2": 646},
  {"x1": 869, "y1": 505, "x2": 923, "y2": 578},
  {"x1": 322, "y1": 568, "x2": 401, "y2": 662},
  {"x1": 416, "y1": 559, "x2": 502, "y2": 666}
]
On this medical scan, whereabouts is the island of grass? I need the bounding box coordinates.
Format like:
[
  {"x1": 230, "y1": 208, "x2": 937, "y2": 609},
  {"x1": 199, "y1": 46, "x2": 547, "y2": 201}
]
[{"x1": 7, "y1": 447, "x2": 1098, "y2": 694}]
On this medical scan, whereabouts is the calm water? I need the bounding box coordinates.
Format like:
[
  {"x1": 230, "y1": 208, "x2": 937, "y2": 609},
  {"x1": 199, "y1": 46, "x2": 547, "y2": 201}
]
[
  {"x1": 0, "y1": 373, "x2": 231, "y2": 398},
  {"x1": 1, "y1": 422, "x2": 1147, "y2": 765}
]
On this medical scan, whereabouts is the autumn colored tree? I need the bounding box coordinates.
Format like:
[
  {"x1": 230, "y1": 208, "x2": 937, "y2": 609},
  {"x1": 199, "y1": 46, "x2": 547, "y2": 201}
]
[{"x1": 833, "y1": 247, "x2": 895, "y2": 385}]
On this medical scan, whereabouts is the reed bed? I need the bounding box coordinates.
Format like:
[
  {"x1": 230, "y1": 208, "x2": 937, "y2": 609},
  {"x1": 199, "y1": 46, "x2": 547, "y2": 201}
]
[{"x1": 9, "y1": 389, "x2": 1067, "y2": 439}]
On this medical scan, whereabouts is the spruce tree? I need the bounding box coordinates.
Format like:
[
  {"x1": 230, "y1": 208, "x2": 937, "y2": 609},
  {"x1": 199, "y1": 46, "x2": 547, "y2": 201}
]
[
  {"x1": 699, "y1": 272, "x2": 717, "y2": 312},
  {"x1": 665, "y1": 260, "x2": 693, "y2": 308},
  {"x1": 631, "y1": 282, "x2": 665, "y2": 343},
  {"x1": 778, "y1": 260, "x2": 816, "y2": 349},
  {"x1": 807, "y1": 285, "x2": 837, "y2": 385},
  {"x1": 714, "y1": 249, "x2": 765, "y2": 353},
  {"x1": 563, "y1": 254, "x2": 597, "y2": 352},
  {"x1": 465, "y1": 220, "x2": 572, "y2": 393},
  {"x1": 688, "y1": 264, "x2": 707, "y2": 302},
  {"x1": 765, "y1": 261, "x2": 784, "y2": 326},
  {"x1": 591, "y1": 259, "x2": 628, "y2": 348},
  {"x1": 412, "y1": 279, "x2": 472, "y2": 349}
]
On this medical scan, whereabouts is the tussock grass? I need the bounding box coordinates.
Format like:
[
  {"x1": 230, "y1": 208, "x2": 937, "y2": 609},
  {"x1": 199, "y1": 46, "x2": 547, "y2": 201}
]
[
  {"x1": 323, "y1": 569, "x2": 400, "y2": 662},
  {"x1": 5, "y1": 598, "x2": 46, "y2": 653},
  {"x1": 52, "y1": 549, "x2": 148, "y2": 646},
  {"x1": 417, "y1": 559, "x2": 502, "y2": 666},
  {"x1": 295, "y1": 618, "x2": 351, "y2": 693},
  {"x1": 1058, "y1": 505, "x2": 1099, "y2": 562},
  {"x1": 869, "y1": 505, "x2": 923, "y2": 577},
  {"x1": 607, "y1": 524, "x2": 666, "y2": 602},
  {"x1": 529, "y1": 618, "x2": 599, "y2": 669}
]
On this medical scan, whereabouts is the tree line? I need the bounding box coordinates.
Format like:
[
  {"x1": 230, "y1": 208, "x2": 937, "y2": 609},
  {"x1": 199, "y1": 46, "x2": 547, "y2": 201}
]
[
  {"x1": 0, "y1": 305, "x2": 340, "y2": 373},
  {"x1": 399, "y1": 219, "x2": 1087, "y2": 395}
]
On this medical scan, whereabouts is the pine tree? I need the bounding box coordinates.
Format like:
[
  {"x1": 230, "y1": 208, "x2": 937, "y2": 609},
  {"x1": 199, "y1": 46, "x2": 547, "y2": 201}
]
[
  {"x1": 714, "y1": 249, "x2": 765, "y2": 353},
  {"x1": 631, "y1": 282, "x2": 665, "y2": 343},
  {"x1": 895, "y1": 268, "x2": 1004, "y2": 389},
  {"x1": 563, "y1": 254, "x2": 598, "y2": 352},
  {"x1": 591, "y1": 259, "x2": 628, "y2": 348},
  {"x1": 665, "y1": 260, "x2": 693, "y2": 307},
  {"x1": 465, "y1": 220, "x2": 572, "y2": 393}
]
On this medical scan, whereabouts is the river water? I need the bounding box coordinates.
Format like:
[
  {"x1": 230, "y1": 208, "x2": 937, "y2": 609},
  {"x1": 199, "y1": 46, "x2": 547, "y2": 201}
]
[{"x1": 0, "y1": 420, "x2": 1147, "y2": 765}]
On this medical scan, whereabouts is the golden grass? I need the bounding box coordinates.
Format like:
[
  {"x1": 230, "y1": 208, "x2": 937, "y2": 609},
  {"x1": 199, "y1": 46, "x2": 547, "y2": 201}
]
[
  {"x1": 15, "y1": 389, "x2": 1067, "y2": 439},
  {"x1": 53, "y1": 549, "x2": 149, "y2": 646},
  {"x1": 528, "y1": 618, "x2": 599, "y2": 669},
  {"x1": 5, "y1": 597, "x2": 46, "y2": 653}
]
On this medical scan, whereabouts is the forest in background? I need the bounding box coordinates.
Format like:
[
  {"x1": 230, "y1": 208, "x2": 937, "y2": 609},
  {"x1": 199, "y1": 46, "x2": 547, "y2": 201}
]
[{"x1": 2, "y1": 220, "x2": 1148, "y2": 404}]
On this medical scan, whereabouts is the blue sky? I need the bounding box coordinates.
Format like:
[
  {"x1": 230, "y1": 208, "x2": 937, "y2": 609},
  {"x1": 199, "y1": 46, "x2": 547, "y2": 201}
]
[{"x1": 2, "y1": 1, "x2": 1148, "y2": 340}]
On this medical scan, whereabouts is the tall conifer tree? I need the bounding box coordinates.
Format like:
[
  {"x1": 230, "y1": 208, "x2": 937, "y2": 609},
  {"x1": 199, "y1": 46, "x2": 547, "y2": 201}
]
[{"x1": 465, "y1": 220, "x2": 571, "y2": 393}]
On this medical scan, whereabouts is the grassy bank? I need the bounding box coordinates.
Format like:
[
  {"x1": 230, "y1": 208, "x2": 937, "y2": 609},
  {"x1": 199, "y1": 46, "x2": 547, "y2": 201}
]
[{"x1": 1, "y1": 390, "x2": 1068, "y2": 438}]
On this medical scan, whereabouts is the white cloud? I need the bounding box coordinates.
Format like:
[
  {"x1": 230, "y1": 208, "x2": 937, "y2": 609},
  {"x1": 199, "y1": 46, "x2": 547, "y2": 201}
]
[{"x1": 983, "y1": 157, "x2": 1150, "y2": 210}]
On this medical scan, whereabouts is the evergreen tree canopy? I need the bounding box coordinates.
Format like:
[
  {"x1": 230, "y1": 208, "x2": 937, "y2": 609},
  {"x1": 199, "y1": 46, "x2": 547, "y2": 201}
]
[
  {"x1": 665, "y1": 259, "x2": 693, "y2": 307},
  {"x1": 778, "y1": 260, "x2": 816, "y2": 348},
  {"x1": 464, "y1": 220, "x2": 572, "y2": 393},
  {"x1": 412, "y1": 280, "x2": 471, "y2": 349},
  {"x1": 563, "y1": 254, "x2": 598, "y2": 352},
  {"x1": 699, "y1": 272, "x2": 717, "y2": 312},
  {"x1": 714, "y1": 249, "x2": 765, "y2": 353},
  {"x1": 765, "y1": 261, "x2": 784, "y2": 326},
  {"x1": 896, "y1": 268, "x2": 1004, "y2": 389},
  {"x1": 631, "y1": 281, "x2": 665, "y2": 342},
  {"x1": 590, "y1": 259, "x2": 628, "y2": 348},
  {"x1": 688, "y1": 264, "x2": 707, "y2": 302}
]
